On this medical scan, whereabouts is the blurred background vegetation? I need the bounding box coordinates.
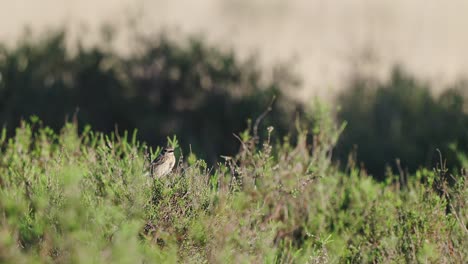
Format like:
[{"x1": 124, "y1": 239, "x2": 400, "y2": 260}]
[{"x1": 0, "y1": 30, "x2": 467, "y2": 179}]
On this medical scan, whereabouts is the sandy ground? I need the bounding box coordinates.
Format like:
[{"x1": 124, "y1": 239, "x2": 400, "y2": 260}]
[{"x1": 1, "y1": 0, "x2": 468, "y2": 100}]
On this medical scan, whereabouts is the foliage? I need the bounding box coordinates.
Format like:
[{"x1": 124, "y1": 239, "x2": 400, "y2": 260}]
[
  {"x1": 0, "y1": 113, "x2": 466, "y2": 263},
  {"x1": 0, "y1": 30, "x2": 300, "y2": 165},
  {"x1": 336, "y1": 68, "x2": 468, "y2": 178},
  {"x1": 2, "y1": 31, "x2": 468, "y2": 180}
]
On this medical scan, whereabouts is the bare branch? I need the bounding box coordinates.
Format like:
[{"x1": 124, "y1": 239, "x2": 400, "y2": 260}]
[
  {"x1": 233, "y1": 133, "x2": 249, "y2": 155},
  {"x1": 253, "y1": 96, "x2": 276, "y2": 141}
]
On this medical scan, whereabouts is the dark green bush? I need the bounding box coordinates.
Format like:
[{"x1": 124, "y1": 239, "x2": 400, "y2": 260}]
[
  {"x1": 336, "y1": 68, "x2": 468, "y2": 178},
  {"x1": 2, "y1": 29, "x2": 468, "y2": 182},
  {"x1": 0, "y1": 31, "x2": 300, "y2": 165}
]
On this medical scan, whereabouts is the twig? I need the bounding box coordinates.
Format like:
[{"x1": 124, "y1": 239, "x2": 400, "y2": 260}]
[
  {"x1": 449, "y1": 202, "x2": 468, "y2": 235},
  {"x1": 232, "y1": 133, "x2": 250, "y2": 155},
  {"x1": 114, "y1": 124, "x2": 121, "y2": 144},
  {"x1": 253, "y1": 96, "x2": 276, "y2": 140}
]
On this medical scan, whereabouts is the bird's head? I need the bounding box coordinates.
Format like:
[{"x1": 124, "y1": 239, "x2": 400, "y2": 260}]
[{"x1": 162, "y1": 147, "x2": 175, "y2": 154}]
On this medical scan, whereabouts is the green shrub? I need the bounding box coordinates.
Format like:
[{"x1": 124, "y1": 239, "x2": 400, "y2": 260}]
[
  {"x1": 337, "y1": 67, "x2": 468, "y2": 178},
  {"x1": 0, "y1": 110, "x2": 466, "y2": 263}
]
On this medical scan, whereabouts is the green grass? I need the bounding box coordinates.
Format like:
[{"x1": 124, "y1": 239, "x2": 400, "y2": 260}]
[{"x1": 0, "y1": 114, "x2": 466, "y2": 263}]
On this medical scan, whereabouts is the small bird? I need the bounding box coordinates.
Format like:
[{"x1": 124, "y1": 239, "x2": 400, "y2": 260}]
[{"x1": 150, "y1": 147, "x2": 176, "y2": 178}]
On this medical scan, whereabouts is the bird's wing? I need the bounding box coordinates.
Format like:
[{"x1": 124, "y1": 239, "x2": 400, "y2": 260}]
[{"x1": 151, "y1": 154, "x2": 164, "y2": 166}]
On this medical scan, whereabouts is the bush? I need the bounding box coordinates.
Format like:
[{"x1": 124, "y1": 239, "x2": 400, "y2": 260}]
[
  {"x1": 0, "y1": 30, "x2": 300, "y2": 165},
  {"x1": 0, "y1": 112, "x2": 466, "y2": 263},
  {"x1": 3, "y1": 30, "x2": 468, "y2": 183},
  {"x1": 336, "y1": 67, "x2": 468, "y2": 178}
]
